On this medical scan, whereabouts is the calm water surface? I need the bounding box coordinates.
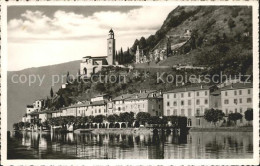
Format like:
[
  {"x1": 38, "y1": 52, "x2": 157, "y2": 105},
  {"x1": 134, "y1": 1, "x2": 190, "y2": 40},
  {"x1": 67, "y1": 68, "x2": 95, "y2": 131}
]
[{"x1": 8, "y1": 131, "x2": 253, "y2": 159}]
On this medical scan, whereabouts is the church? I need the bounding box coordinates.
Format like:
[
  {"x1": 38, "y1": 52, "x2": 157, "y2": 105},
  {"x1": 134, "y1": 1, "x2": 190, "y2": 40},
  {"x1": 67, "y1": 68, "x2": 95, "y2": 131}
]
[{"x1": 80, "y1": 29, "x2": 116, "y2": 77}]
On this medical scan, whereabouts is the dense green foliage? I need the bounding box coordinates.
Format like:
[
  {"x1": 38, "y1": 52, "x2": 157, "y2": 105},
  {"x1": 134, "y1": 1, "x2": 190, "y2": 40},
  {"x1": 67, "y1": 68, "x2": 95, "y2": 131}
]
[
  {"x1": 228, "y1": 112, "x2": 243, "y2": 124},
  {"x1": 244, "y1": 108, "x2": 253, "y2": 122},
  {"x1": 204, "y1": 109, "x2": 225, "y2": 125}
]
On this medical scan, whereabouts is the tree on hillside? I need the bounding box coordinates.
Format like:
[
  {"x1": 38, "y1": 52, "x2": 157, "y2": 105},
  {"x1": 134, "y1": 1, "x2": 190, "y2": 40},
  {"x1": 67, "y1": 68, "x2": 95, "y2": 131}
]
[
  {"x1": 136, "y1": 112, "x2": 151, "y2": 125},
  {"x1": 228, "y1": 112, "x2": 243, "y2": 125},
  {"x1": 132, "y1": 39, "x2": 140, "y2": 53},
  {"x1": 139, "y1": 37, "x2": 147, "y2": 49},
  {"x1": 66, "y1": 71, "x2": 70, "y2": 83},
  {"x1": 204, "y1": 108, "x2": 225, "y2": 126},
  {"x1": 244, "y1": 108, "x2": 253, "y2": 122},
  {"x1": 18, "y1": 122, "x2": 25, "y2": 130},
  {"x1": 50, "y1": 87, "x2": 54, "y2": 98},
  {"x1": 228, "y1": 18, "x2": 236, "y2": 29},
  {"x1": 13, "y1": 123, "x2": 19, "y2": 130}
]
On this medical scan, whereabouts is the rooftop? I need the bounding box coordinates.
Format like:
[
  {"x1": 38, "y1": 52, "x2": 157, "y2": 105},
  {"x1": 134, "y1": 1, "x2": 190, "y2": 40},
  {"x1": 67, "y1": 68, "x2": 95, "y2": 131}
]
[
  {"x1": 82, "y1": 56, "x2": 107, "y2": 59},
  {"x1": 164, "y1": 84, "x2": 214, "y2": 94},
  {"x1": 125, "y1": 90, "x2": 162, "y2": 101},
  {"x1": 220, "y1": 82, "x2": 253, "y2": 91},
  {"x1": 113, "y1": 94, "x2": 134, "y2": 101}
]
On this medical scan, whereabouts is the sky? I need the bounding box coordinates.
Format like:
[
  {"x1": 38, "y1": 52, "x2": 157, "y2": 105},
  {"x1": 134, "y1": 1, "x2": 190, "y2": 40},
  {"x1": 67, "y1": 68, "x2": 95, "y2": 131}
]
[{"x1": 7, "y1": 6, "x2": 176, "y2": 71}]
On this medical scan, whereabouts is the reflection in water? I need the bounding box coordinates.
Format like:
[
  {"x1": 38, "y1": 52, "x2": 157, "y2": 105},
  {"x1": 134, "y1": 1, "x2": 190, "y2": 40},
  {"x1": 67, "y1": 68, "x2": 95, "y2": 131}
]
[{"x1": 11, "y1": 131, "x2": 253, "y2": 159}]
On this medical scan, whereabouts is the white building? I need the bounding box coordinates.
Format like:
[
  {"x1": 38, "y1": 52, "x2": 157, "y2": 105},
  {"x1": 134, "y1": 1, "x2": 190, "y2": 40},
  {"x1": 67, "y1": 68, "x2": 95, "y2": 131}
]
[
  {"x1": 113, "y1": 90, "x2": 163, "y2": 117},
  {"x1": 163, "y1": 85, "x2": 221, "y2": 127},
  {"x1": 220, "y1": 83, "x2": 253, "y2": 125}
]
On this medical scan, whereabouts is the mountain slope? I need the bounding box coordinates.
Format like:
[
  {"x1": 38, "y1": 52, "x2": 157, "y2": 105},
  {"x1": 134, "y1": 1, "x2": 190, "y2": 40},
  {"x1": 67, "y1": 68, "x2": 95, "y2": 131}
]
[
  {"x1": 7, "y1": 60, "x2": 81, "y2": 130},
  {"x1": 131, "y1": 6, "x2": 252, "y2": 75}
]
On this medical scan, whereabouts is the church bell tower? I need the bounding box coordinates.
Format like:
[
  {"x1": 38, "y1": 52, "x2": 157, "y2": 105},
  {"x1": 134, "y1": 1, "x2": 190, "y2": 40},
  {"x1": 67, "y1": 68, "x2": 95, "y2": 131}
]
[{"x1": 107, "y1": 29, "x2": 115, "y2": 65}]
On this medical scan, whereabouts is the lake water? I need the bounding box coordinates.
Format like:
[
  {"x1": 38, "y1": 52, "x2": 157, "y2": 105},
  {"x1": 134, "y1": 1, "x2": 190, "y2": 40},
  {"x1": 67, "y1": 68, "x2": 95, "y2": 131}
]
[{"x1": 8, "y1": 131, "x2": 253, "y2": 159}]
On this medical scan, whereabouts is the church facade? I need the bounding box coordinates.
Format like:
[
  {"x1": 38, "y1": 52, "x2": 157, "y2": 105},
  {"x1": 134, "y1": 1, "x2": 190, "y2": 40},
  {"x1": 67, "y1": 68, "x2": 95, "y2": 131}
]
[{"x1": 80, "y1": 29, "x2": 116, "y2": 78}]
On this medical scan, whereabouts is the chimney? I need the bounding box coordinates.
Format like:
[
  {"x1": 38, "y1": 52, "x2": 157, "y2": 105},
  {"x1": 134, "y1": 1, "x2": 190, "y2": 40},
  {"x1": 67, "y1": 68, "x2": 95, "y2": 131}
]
[
  {"x1": 159, "y1": 90, "x2": 162, "y2": 95},
  {"x1": 139, "y1": 90, "x2": 142, "y2": 93}
]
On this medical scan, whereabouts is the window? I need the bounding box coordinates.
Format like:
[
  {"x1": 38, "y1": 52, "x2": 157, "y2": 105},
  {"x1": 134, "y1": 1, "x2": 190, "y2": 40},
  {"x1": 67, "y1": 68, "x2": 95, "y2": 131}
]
[
  {"x1": 196, "y1": 109, "x2": 200, "y2": 116},
  {"x1": 240, "y1": 108, "x2": 243, "y2": 113},
  {"x1": 205, "y1": 91, "x2": 208, "y2": 96},
  {"x1": 188, "y1": 100, "x2": 191, "y2": 105},
  {"x1": 235, "y1": 108, "x2": 237, "y2": 113},
  {"x1": 167, "y1": 94, "x2": 169, "y2": 99},
  {"x1": 158, "y1": 105, "x2": 160, "y2": 109},
  {"x1": 167, "y1": 102, "x2": 170, "y2": 106},
  {"x1": 173, "y1": 101, "x2": 177, "y2": 106},
  {"x1": 225, "y1": 109, "x2": 228, "y2": 115},
  {"x1": 118, "y1": 107, "x2": 121, "y2": 111},
  {"x1": 167, "y1": 110, "x2": 170, "y2": 116},
  {"x1": 99, "y1": 109, "x2": 101, "y2": 113},
  {"x1": 234, "y1": 99, "x2": 237, "y2": 104},
  {"x1": 205, "y1": 99, "x2": 208, "y2": 104},
  {"x1": 197, "y1": 92, "x2": 199, "y2": 96},
  {"x1": 188, "y1": 92, "x2": 191, "y2": 97},
  {"x1": 181, "y1": 109, "x2": 185, "y2": 115},
  {"x1": 239, "y1": 98, "x2": 242, "y2": 103},
  {"x1": 248, "y1": 89, "x2": 251, "y2": 94},
  {"x1": 181, "y1": 100, "x2": 184, "y2": 106},
  {"x1": 239, "y1": 90, "x2": 242, "y2": 95},
  {"x1": 173, "y1": 109, "x2": 177, "y2": 116},
  {"x1": 196, "y1": 99, "x2": 200, "y2": 105},
  {"x1": 224, "y1": 99, "x2": 229, "y2": 104},
  {"x1": 188, "y1": 109, "x2": 192, "y2": 116},
  {"x1": 181, "y1": 93, "x2": 184, "y2": 98},
  {"x1": 225, "y1": 91, "x2": 228, "y2": 96},
  {"x1": 174, "y1": 94, "x2": 176, "y2": 98},
  {"x1": 234, "y1": 91, "x2": 237, "y2": 96},
  {"x1": 247, "y1": 98, "x2": 252, "y2": 103}
]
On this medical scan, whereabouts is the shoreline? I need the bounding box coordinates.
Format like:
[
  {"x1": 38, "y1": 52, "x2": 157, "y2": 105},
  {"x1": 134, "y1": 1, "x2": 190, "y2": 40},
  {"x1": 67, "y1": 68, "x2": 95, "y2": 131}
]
[
  {"x1": 90, "y1": 128, "x2": 153, "y2": 135},
  {"x1": 189, "y1": 126, "x2": 253, "y2": 132}
]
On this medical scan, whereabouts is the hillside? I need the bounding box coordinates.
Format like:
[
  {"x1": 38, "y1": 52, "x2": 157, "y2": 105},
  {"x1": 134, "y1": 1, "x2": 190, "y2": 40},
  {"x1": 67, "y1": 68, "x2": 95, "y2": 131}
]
[
  {"x1": 131, "y1": 6, "x2": 253, "y2": 75},
  {"x1": 7, "y1": 60, "x2": 81, "y2": 130}
]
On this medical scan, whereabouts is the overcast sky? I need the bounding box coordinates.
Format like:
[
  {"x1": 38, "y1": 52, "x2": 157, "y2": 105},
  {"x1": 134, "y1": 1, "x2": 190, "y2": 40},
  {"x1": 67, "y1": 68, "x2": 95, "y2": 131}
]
[{"x1": 8, "y1": 6, "x2": 176, "y2": 71}]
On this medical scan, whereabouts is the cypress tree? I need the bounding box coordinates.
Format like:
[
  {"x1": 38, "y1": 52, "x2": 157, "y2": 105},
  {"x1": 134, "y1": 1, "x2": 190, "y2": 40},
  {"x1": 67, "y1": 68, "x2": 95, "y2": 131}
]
[{"x1": 50, "y1": 87, "x2": 54, "y2": 98}]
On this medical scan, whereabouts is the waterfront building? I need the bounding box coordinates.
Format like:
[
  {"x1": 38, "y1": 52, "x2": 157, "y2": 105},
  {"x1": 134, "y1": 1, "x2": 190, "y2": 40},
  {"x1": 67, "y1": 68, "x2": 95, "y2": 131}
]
[
  {"x1": 112, "y1": 93, "x2": 134, "y2": 115},
  {"x1": 220, "y1": 82, "x2": 253, "y2": 125},
  {"x1": 163, "y1": 85, "x2": 221, "y2": 127},
  {"x1": 123, "y1": 90, "x2": 163, "y2": 116}
]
